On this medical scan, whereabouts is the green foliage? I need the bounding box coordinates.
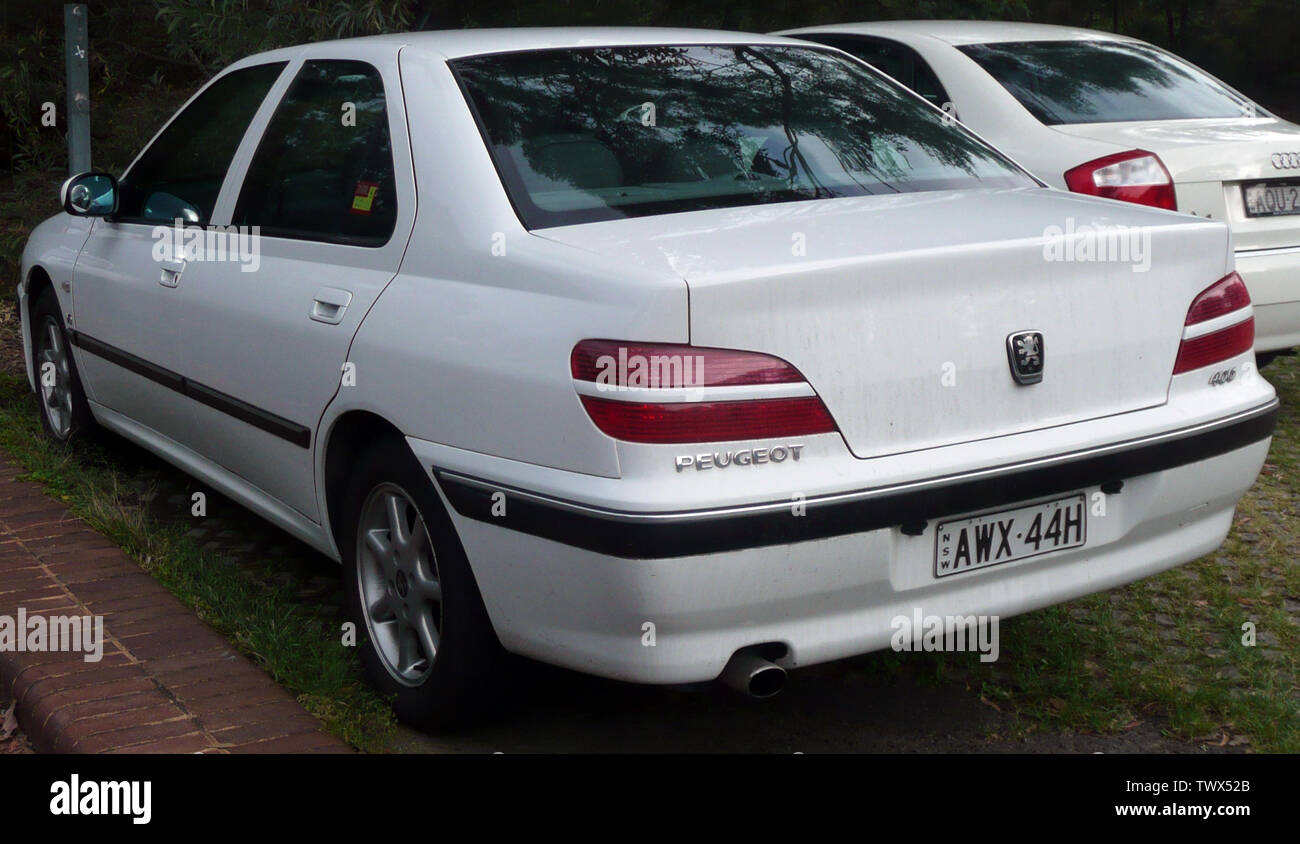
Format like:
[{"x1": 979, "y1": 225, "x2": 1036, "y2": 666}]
[
  {"x1": 0, "y1": 18, "x2": 65, "y2": 174},
  {"x1": 153, "y1": 0, "x2": 413, "y2": 74}
]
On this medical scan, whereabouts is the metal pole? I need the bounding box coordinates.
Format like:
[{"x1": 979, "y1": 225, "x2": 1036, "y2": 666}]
[{"x1": 64, "y1": 4, "x2": 90, "y2": 175}]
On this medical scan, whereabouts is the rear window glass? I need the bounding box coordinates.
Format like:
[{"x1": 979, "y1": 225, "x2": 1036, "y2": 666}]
[
  {"x1": 451, "y1": 44, "x2": 1034, "y2": 228},
  {"x1": 958, "y1": 40, "x2": 1260, "y2": 125}
]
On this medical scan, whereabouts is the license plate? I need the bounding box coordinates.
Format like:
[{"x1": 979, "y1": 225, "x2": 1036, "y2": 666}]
[
  {"x1": 934, "y1": 494, "x2": 1086, "y2": 578},
  {"x1": 1243, "y1": 180, "x2": 1300, "y2": 217}
]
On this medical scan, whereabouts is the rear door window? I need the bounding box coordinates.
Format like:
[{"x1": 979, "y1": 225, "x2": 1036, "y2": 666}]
[{"x1": 233, "y1": 59, "x2": 398, "y2": 246}]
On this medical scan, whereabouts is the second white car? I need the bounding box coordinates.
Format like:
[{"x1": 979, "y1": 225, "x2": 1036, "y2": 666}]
[{"x1": 781, "y1": 20, "x2": 1300, "y2": 358}]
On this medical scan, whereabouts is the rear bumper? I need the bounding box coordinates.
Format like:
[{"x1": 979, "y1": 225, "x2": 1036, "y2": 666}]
[
  {"x1": 1236, "y1": 246, "x2": 1300, "y2": 351},
  {"x1": 435, "y1": 399, "x2": 1276, "y2": 558},
  {"x1": 424, "y1": 399, "x2": 1275, "y2": 684}
]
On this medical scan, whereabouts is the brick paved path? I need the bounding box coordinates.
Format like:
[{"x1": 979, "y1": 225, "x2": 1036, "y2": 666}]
[{"x1": 0, "y1": 459, "x2": 350, "y2": 753}]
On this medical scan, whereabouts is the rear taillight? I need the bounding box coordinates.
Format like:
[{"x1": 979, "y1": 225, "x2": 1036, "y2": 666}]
[
  {"x1": 1064, "y1": 150, "x2": 1177, "y2": 210},
  {"x1": 1184, "y1": 273, "x2": 1251, "y2": 325},
  {"x1": 1173, "y1": 272, "x2": 1254, "y2": 375},
  {"x1": 570, "y1": 340, "x2": 838, "y2": 444},
  {"x1": 578, "y1": 396, "x2": 836, "y2": 444}
]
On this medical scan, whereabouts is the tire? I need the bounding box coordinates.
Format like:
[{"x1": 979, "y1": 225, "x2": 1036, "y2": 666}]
[
  {"x1": 30, "y1": 286, "x2": 94, "y2": 443},
  {"x1": 340, "y1": 436, "x2": 505, "y2": 729}
]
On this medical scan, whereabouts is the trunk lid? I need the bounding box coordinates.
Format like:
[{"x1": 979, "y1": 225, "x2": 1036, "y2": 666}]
[
  {"x1": 537, "y1": 187, "x2": 1231, "y2": 459},
  {"x1": 1053, "y1": 117, "x2": 1300, "y2": 250}
]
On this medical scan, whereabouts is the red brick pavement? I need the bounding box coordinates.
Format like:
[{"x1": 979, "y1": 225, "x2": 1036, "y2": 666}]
[{"x1": 0, "y1": 458, "x2": 351, "y2": 753}]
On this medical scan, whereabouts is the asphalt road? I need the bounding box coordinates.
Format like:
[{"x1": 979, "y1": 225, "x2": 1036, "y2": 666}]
[{"x1": 390, "y1": 654, "x2": 1239, "y2": 754}]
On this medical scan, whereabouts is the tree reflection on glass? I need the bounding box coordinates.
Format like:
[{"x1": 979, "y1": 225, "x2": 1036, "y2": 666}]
[
  {"x1": 454, "y1": 44, "x2": 1033, "y2": 227},
  {"x1": 958, "y1": 40, "x2": 1258, "y2": 125}
]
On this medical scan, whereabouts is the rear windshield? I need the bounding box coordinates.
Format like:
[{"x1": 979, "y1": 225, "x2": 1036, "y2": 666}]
[
  {"x1": 958, "y1": 40, "x2": 1260, "y2": 125},
  {"x1": 451, "y1": 44, "x2": 1034, "y2": 228}
]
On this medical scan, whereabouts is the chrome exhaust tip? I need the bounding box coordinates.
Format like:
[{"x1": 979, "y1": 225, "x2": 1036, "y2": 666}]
[{"x1": 719, "y1": 648, "x2": 787, "y2": 698}]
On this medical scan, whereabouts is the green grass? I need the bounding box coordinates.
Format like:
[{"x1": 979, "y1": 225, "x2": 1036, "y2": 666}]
[{"x1": 0, "y1": 374, "x2": 396, "y2": 752}]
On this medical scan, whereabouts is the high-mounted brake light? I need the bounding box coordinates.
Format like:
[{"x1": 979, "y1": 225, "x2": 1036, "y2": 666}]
[
  {"x1": 1064, "y1": 149, "x2": 1177, "y2": 211},
  {"x1": 570, "y1": 340, "x2": 839, "y2": 444},
  {"x1": 1173, "y1": 272, "x2": 1254, "y2": 375}
]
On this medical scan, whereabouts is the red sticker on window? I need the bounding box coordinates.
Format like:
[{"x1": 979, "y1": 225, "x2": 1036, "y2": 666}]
[{"x1": 351, "y1": 181, "x2": 379, "y2": 215}]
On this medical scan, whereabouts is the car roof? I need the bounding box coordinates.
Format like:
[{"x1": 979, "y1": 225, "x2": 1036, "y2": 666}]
[
  {"x1": 775, "y1": 20, "x2": 1142, "y2": 46},
  {"x1": 240, "y1": 26, "x2": 800, "y2": 63}
]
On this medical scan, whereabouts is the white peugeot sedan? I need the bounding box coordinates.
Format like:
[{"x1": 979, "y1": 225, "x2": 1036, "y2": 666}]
[
  {"x1": 19, "y1": 28, "x2": 1276, "y2": 726},
  {"x1": 779, "y1": 20, "x2": 1300, "y2": 360}
]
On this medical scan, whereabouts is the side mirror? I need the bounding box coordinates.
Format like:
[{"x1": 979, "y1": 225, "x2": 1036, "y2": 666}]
[{"x1": 61, "y1": 172, "x2": 118, "y2": 217}]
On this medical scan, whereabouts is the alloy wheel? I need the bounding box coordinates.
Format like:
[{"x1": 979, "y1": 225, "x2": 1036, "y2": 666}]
[
  {"x1": 355, "y1": 482, "x2": 443, "y2": 686},
  {"x1": 37, "y1": 316, "x2": 73, "y2": 439}
]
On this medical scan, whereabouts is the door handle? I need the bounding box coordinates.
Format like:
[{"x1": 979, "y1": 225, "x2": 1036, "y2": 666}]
[
  {"x1": 159, "y1": 258, "x2": 185, "y2": 288},
  {"x1": 310, "y1": 287, "x2": 353, "y2": 324}
]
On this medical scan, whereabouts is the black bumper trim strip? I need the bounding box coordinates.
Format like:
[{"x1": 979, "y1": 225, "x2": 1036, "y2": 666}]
[
  {"x1": 70, "y1": 331, "x2": 184, "y2": 393},
  {"x1": 68, "y1": 330, "x2": 311, "y2": 449},
  {"x1": 435, "y1": 400, "x2": 1277, "y2": 559}
]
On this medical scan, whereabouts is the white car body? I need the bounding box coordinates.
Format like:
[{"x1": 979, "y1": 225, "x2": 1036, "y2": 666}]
[
  {"x1": 778, "y1": 20, "x2": 1300, "y2": 353},
  {"x1": 18, "y1": 28, "x2": 1275, "y2": 693}
]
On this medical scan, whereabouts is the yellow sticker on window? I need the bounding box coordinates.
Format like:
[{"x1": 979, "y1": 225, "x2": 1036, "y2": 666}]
[{"x1": 351, "y1": 181, "x2": 379, "y2": 215}]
